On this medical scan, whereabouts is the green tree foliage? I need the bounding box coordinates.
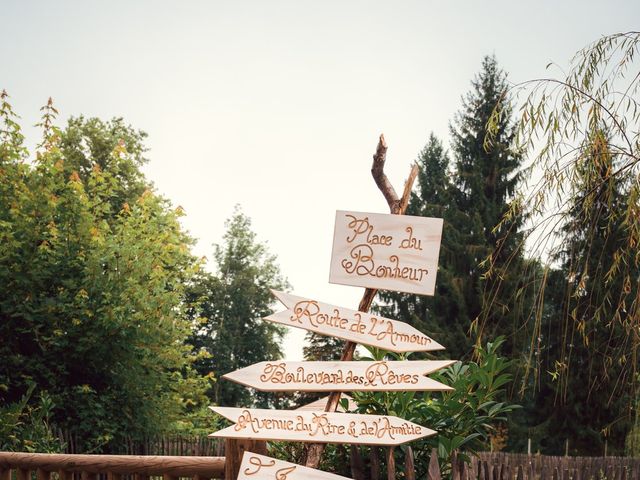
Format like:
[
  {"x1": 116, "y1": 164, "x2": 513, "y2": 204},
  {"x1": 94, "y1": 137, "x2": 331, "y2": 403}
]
[
  {"x1": 58, "y1": 116, "x2": 149, "y2": 217},
  {"x1": 449, "y1": 56, "x2": 530, "y2": 357},
  {"x1": 295, "y1": 333, "x2": 346, "y2": 407},
  {"x1": 0, "y1": 383, "x2": 60, "y2": 453},
  {"x1": 303, "y1": 333, "x2": 345, "y2": 362},
  {"x1": 517, "y1": 129, "x2": 637, "y2": 455},
  {"x1": 378, "y1": 135, "x2": 475, "y2": 358},
  {"x1": 488, "y1": 32, "x2": 640, "y2": 454},
  {"x1": 378, "y1": 56, "x2": 530, "y2": 362},
  {"x1": 376, "y1": 57, "x2": 538, "y2": 456},
  {"x1": 0, "y1": 93, "x2": 207, "y2": 452},
  {"x1": 188, "y1": 208, "x2": 290, "y2": 409}
]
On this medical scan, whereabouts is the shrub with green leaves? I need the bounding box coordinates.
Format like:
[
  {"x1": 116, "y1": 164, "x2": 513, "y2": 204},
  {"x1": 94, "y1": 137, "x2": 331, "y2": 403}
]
[
  {"x1": 0, "y1": 383, "x2": 61, "y2": 453},
  {"x1": 0, "y1": 92, "x2": 208, "y2": 452},
  {"x1": 349, "y1": 337, "x2": 519, "y2": 478}
]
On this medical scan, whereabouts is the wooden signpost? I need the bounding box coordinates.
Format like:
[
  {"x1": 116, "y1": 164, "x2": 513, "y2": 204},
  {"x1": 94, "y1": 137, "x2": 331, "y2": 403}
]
[
  {"x1": 210, "y1": 407, "x2": 434, "y2": 446},
  {"x1": 238, "y1": 452, "x2": 352, "y2": 480},
  {"x1": 210, "y1": 135, "x2": 454, "y2": 479},
  {"x1": 223, "y1": 360, "x2": 454, "y2": 392},
  {"x1": 329, "y1": 210, "x2": 443, "y2": 295},
  {"x1": 265, "y1": 291, "x2": 444, "y2": 353}
]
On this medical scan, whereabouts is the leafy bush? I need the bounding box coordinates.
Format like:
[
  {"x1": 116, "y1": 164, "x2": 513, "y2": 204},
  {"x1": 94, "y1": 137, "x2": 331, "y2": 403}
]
[
  {"x1": 0, "y1": 383, "x2": 62, "y2": 452},
  {"x1": 0, "y1": 94, "x2": 208, "y2": 452},
  {"x1": 349, "y1": 336, "x2": 519, "y2": 477}
]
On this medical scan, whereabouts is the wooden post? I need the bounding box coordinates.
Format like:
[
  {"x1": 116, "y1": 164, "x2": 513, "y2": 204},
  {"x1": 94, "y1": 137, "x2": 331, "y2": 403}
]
[
  {"x1": 370, "y1": 446, "x2": 380, "y2": 480},
  {"x1": 405, "y1": 446, "x2": 415, "y2": 480},
  {"x1": 450, "y1": 451, "x2": 458, "y2": 480},
  {"x1": 0, "y1": 469, "x2": 11, "y2": 480},
  {"x1": 516, "y1": 465, "x2": 523, "y2": 480},
  {"x1": 224, "y1": 438, "x2": 268, "y2": 480},
  {"x1": 349, "y1": 446, "x2": 365, "y2": 480},
  {"x1": 36, "y1": 469, "x2": 49, "y2": 480},
  {"x1": 427, "y1": 449, "x2": 441, "y2": 480},
  {"x1": 386, "y1": 447, "x2": 395, "y2": 480},
  {"x1": 303, "y1": 135, "x2": 419, "y2": 469}
]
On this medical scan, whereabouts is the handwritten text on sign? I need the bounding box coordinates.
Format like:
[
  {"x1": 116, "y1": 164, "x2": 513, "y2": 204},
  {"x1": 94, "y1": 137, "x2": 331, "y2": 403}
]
[
  {"x1": 209, "y1": 407, "x2": 433, "y2": 446},
  {"x1": 238, "y1": 452, "x2": 352, "y2": 480},
  {"x1": 266, "y1": 291, "x2": 444, "y2": 353},
  {"x1": 329, "y1": 211, "x2": 443, "y2": 295},
  {"x1": 224, "y1": 360, "x2": 455, "y2": 392}
]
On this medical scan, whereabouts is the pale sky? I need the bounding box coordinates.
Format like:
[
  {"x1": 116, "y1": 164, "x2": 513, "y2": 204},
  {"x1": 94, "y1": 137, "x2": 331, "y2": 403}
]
[{"x1": 2, "y1": 1, "x2": 638, "y2": 360}]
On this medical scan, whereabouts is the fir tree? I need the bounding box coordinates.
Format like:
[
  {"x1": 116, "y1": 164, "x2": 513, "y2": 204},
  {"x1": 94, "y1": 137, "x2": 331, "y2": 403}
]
[
  {"x1": 449, "y1": 55, "x2": 528, "y2": 356},
  {"x1": 379, "y1": 56, "x2": 529, "y2": 362},
  {"x1": 377, "y1": 134, "x2": 471, "y2": 358}
]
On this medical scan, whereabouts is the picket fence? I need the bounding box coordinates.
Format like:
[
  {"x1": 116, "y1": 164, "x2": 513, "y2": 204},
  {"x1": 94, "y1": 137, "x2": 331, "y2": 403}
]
[
  {"x1": 461, "y1": 452, "x2": 640, "y2": 480},
  {"x1": 58, "y1": 433, "x2": 223, "y2": 457}
]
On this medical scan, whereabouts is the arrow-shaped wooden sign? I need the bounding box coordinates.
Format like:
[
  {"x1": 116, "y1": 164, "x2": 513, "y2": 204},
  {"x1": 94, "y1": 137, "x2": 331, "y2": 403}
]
[
  {"x1": 238, "y1": 452, "x2": 352, "y2": 480},
  {"x1": 265, "y1": 291, "x2": 444, "y2": 353},
  {"x1": 223, "y1": 360, "x2": 455, "y2": 392},
  {"x1": 209, "y1": 407, "x2": 434, "y2": 446}
]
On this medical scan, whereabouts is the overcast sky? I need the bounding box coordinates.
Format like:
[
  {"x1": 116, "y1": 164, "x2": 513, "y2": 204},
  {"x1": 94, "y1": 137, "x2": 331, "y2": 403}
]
[{"x1": 2, "y1": 1, "x2": 638, "y2": 359}]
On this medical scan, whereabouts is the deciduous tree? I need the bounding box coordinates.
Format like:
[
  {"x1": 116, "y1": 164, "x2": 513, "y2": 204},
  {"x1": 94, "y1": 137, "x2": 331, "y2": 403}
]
[
  {"x1": 0, "y1": 94, "x2": 207, "y2": 452},
  {"x1": 187, "y1": 208, "x2": 290, "y2": 409}
]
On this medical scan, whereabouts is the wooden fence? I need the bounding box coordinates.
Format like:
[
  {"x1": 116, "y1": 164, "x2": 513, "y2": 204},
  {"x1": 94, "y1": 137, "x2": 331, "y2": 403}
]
[
  {"x1": 58, "y1": 433, "x2": 223, "y2": 457},
  {"x1": 349, "y1": 448, "x2": 640, "y2": 480},
  {"x1": 448, "y1": 452, "x2": 640, "y2": 480},
  {"x1": 0, "y1": 452, "x2": 225, "y2": 480},
  {"x1": 4, "y1": 449, "x2": 639, "y2": 480}
]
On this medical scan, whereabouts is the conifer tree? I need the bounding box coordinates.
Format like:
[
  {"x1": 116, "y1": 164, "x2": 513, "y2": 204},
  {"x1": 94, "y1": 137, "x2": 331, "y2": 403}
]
[
  {"x1": 377, "y1": 134, "x2": 471, "y2": 357},
  {"x1": 379, "y1": 56, "x2": 529, "y2": 361},
  {"x1": 449, "y1": 55, "x2": 528, "y2": 356}
]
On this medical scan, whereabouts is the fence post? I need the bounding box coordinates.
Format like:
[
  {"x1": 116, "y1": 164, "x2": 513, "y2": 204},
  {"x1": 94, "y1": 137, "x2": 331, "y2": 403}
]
[
  {"x1": 427, "y1": 449, "x2": 441, "y2": 480},
  {"x1": 386, "y1": 447, "x2": 395, "y2": 480},
  {"x1": 224, "y1": 438, "x2": 267, "y2": 480},
  {"x1": 405, "y1": 446, "x2": 415, "y2": 480},
  {"x1": 349, "y1": 446, "x2": 365, "y2": 480},
  {"x1": 370, "y1": 446, "x2": 380, "y2": 480}
]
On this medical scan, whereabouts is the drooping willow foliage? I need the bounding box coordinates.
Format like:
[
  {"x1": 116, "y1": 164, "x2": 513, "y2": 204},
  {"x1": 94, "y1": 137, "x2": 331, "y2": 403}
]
[{"x1": 486, "y1": 32, "x2": 639, "y2": 419}]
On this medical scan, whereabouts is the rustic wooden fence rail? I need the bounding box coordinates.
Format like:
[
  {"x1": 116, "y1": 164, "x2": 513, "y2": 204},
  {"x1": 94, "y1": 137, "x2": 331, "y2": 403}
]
[
  {"x1": 0, "y1": 452, "x2": 225, "y2": 480},
  {"x1": 3, "y1": 450, "x2": 639, "y2": 480}
]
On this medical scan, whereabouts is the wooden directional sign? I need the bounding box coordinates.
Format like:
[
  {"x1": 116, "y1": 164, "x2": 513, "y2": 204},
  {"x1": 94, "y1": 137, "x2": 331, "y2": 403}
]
[
  {"x1": 329, "y1": 210, "x2": 443, "y2": 295},
  {"x1": 238, "y1": 452, "x2": 351, "y2": 480},
  {"x1": 266, "y1": 290, "x2": 444, "y2": 353},
  {"x1": 224, "y1": 360, "x2": 455, "y2": 392},
  {"x1": 209, "y1": 407, "x2": 434, "y2": 446}
]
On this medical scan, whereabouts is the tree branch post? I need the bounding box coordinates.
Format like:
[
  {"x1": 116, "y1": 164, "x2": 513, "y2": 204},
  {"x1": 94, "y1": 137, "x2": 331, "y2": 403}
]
[{"x1": 303, "y1": 134, "x2": 419, "y2": 469}]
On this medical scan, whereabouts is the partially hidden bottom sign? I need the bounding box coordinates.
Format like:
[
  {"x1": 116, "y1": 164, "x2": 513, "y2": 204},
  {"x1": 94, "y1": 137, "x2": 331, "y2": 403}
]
[
  {"x1": 210, "y1": 406, "x2": 434, "y2": 446},
  {"x1": 238, "y1": 452, "x2": 352, "y2": 480}
]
